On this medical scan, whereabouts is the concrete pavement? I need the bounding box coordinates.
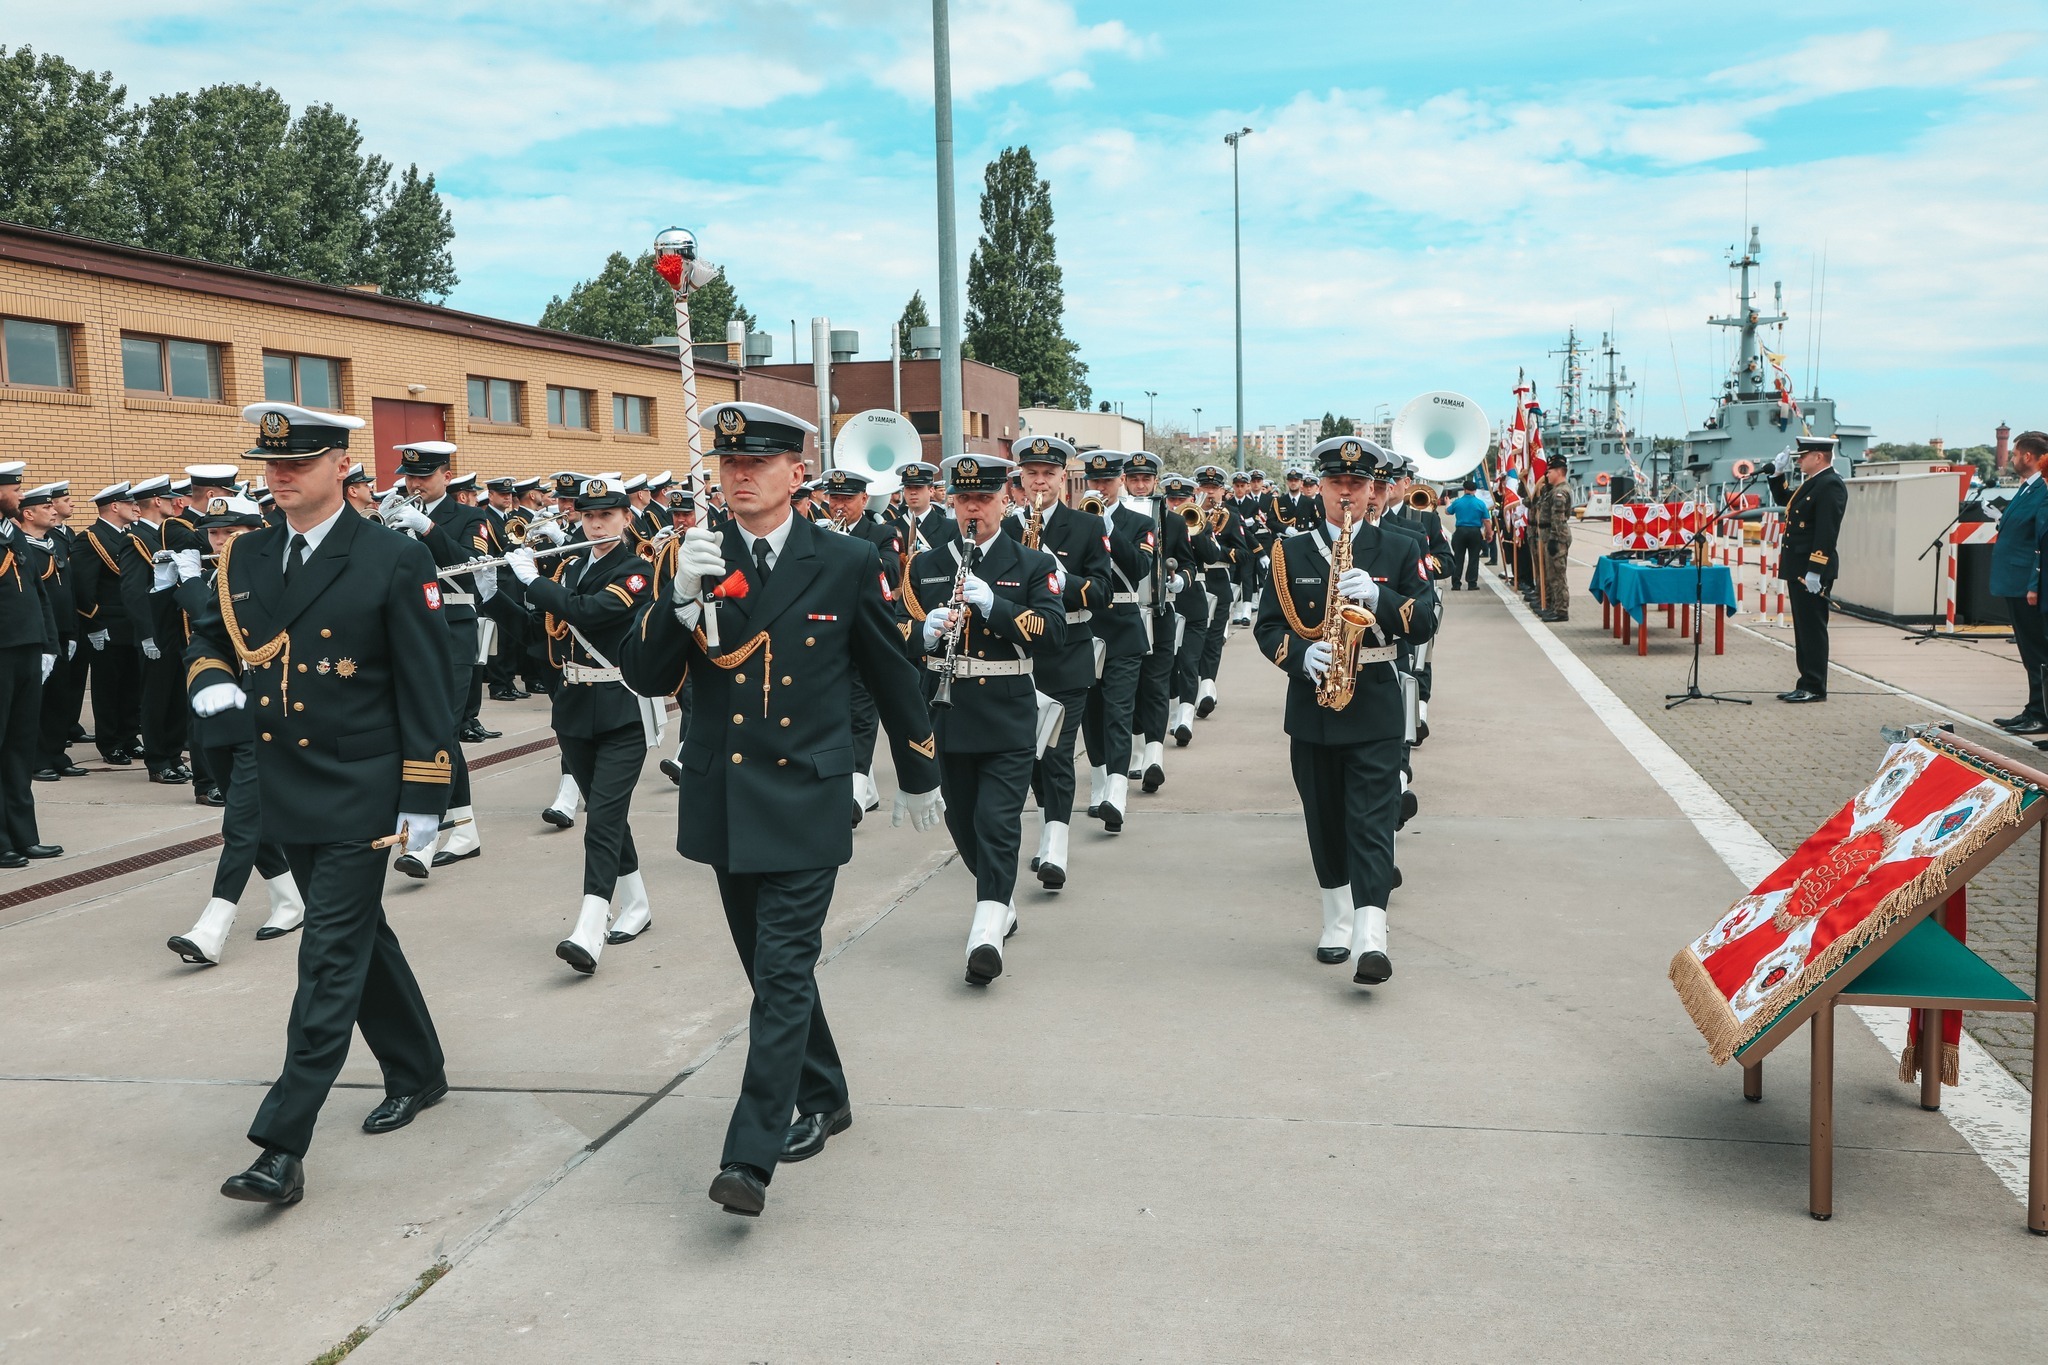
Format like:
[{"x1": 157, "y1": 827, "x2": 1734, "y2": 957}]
[{"x1": 4, "y1": 591, "x2": 2043, "y2": 1363}]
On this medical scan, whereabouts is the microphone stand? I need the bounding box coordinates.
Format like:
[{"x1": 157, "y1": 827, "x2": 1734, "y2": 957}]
[
  {"x1": 1903, "y1": 506, "x2": 1967, "y2": 644},
  {"x1": 1666, "y1": 475, "x2": 1760, "y2": 709}
]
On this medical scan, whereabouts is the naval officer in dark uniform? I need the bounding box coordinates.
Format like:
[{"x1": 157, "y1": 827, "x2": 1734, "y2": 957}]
[
  {"x1": 903, "y1": 454, "x2": 1064, "y2": 984},
  {"x1": 184, "y1": 402, "x2": 458, "y2": 1206},
  {"x1": 620, "y1": 401, "x2": 944, "y2": 1219},
  {"x1": 0, "y1": 465, "x2": 60, "y2": 868},
  {"x1": 74, "y1": 482, "x2": 144, "y2": 765},
  {"x1": 1255, "y1": 436, "x2": 1438, "y2": 984},
  {"x1": 1768, "y1": 435, "x2": 1847, "y2": 702}
]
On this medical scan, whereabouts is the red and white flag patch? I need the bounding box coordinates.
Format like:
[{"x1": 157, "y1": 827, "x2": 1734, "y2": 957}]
[
  {"x1": 1046, "y1": 572, "x2": 1060, "y2": 595},
  {"x1": 626, "y1": 573, "x2": 647, "y2": 593},
  {"x1": 879, "y1": 571, "x2": 895, "y2": 602},
  {"x1": 423, "y1": 582, "x2": 442, "y2": 610}
]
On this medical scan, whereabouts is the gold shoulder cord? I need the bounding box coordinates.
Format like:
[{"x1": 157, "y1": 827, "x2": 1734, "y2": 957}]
[
  {"x1": 902, "y1": 568, "x2": 927, "y2": 623},
  {"x1": 693, "y1": 627, "x2": 774, "y2": 717},
  {"x1": 1271, "y1": 537, "x2": 1320, "y2": 640},
  {"x1": 216, "y1": 535, "x2": 291, "y2": 705}
]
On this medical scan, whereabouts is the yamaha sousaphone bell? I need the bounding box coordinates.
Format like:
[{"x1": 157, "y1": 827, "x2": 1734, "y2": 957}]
[{"x1": 1390, "y1": 391, "x2": 1491, "y2": 483}]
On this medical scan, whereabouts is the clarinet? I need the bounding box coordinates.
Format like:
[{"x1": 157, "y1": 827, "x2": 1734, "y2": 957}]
[{"x1": 931, "y1": 519, "x2": 980, "y2": 710}]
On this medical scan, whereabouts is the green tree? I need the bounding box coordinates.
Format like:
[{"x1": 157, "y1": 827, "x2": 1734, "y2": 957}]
[
  {"x1": 282, "y1": 102, "x2": 387, "y2": 285},
  {"x1": 120, "y1": 83, "x2": 301, "y2": 273},
  {"x1": 0, "y1": 46, "x2": 134, "y2": 240},
  {"x1": 964, "y1": 145, "x2": 1089, "y2": 408},
  {"x1": 368, "y1": 164, "x2": 457, "y2": 301},
  {"x1": 1317, "y1": 412, "x2": 1355, "y2": 438},
  {"x1": 899, "y1": 289, "x2": 930, "y2": 332},
  {"x1": 539, "y1": 249, "x2": 751, "y2": 344}
]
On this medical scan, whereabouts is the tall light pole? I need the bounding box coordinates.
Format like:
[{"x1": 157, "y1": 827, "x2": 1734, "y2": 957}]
[
  {"x1": 1144, "y1": 389, "x2": 1157, "y2": 435},
  {"x1": 1193, "y1": 406, "x2": 1202, "y2": 455},
  {"x1": 1224, "y1": 126, "x2": 1252, "y2": 473},
  {"x1": 932, "y1": 0, "x2": 966, "y2": 460}
]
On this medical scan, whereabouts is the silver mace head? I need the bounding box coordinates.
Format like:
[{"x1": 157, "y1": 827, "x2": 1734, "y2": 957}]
[{"x1": 653, "y1": 226, "x2": 699, "y2": 260}]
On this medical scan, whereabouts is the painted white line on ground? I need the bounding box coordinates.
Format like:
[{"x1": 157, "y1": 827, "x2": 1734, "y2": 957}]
[{"x1": 1482, "y1": 569, "x2": 2035, "y2": 1205}]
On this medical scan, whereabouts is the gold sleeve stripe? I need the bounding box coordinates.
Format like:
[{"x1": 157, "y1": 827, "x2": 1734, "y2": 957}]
[
  {"x1": 1400, "y1": 598, "x2": 1415, "y2": 632},
  {"x1": 605, "y1": 583, "x2": 636, "y2": 606},
  {"x1": 1273, "y1": 636, "x2": 1289, "y2": 666},
  {"x1": 401, "y1": 754, "x2": 454, "y2": 784},
  {"x1": 187, "y1": 658, "x2": 236, "y2": 686},
  {"x1": 908, "y1": 735, "x2": 936, "y2": 760}
]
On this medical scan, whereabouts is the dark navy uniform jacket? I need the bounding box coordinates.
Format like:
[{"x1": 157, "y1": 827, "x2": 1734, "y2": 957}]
[
  {"x1": 73, "y1": 520, "x2": 134, "y2": 645},
  {"x1": 1769, "y1": 466, "x2": 1847, "y2": 584},
  {"x1": 904, "y1": 530, "x2": 1065, "y2": 754},
  {"x1": 1001, "y1": 501, "x2": 1112, "y2": 694},
  {"x1": 525, "y1": 543, "x2": 655, "y2": 739},
  {"x1": 182, "y1": 511, "x2": 457, "y2": 842},
  {"x1": 0, "y1": 519, "x2": 56, "y2": 649},
  {"x1": 620, "y1": 512, "x2": 940, "y2": 874},
  {"x1": 1095, "y1": 503, "x2": 1156, "y2": 659}
]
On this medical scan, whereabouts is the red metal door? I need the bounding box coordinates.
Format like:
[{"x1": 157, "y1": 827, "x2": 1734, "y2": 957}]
[{"x1": 369, "y1": 399, "x2": 448, "y2": 486}]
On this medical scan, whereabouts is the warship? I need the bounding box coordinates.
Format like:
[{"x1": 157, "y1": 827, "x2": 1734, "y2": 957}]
[
  {"x1": 1679, "y1": 224, "x2": 1869, "y2": 491},
  {"x1": 1544, "y1": 326, "x2": 1648, "y2": 502}
]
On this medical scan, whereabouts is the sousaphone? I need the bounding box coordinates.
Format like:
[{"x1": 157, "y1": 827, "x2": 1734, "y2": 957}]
[{"x1": 1390, "y1": 391, "x2": 1492, "y2": 483}]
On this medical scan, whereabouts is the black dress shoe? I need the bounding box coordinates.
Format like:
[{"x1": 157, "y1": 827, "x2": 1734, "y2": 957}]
[
  {"x1": 220, "y1": 1148, "x2": 304, "y2": 1205},
  {"x1": 709, "y1": 1163, "x2": 768, "y2": 1217},
  {"x1": 101, "y1": 750, "x2": 133, "y2": 766},
  {"x1": 363, "y1": 1080, "x2": 449, "y2": 1134},
  {"x1": 55, "y1": 763, "x2": 87, "y2": 778},
  {"x1": 23, "y1": 844, "x2": 62, "y2": 859},
  {"x1": 0, "y1": 851, "x2": 27, "y2": 869},
  {"x1": 1037, "y1": 859, "x2": 1066, "y2": 890},
  {"x1": 2000, "y1": 717, "x2": 2048, "y2": 735},
  {"x1": 148, "y1": 767, "x2": 187, "y2": 785},
  {"x1": 488, "y1": 687, "x2": 522, "y2": 702},
  {"x1": 430, "y1": 847, "x2": 481, "y2": 868},
  {"x1": 1099, "y1": 802, "x2": 1123, "y2": 833},
  {"x1": 33, "y1": 768, "x2": 60, "y2": 783},
  {"x1": 1316, "y1": 946, "x2": 1351, "y2": 965},
  {"x1": 195, "y1": 786, "x2": 225, "y2": 807},
  {"x1": 1354, "y1": 951, "x2": 1393, "y2": 985},
  {"x1": 1391, "y1": 865, "x2": 1403, "y2": 890},
  {"x1": 1142, "y1": 763, "x2": 1165, "y2": 793},
  {"x1": 1781, "y1": 689, "x2": 1825, "y2": 703},
  {"x1": 393, "y1": 852, "x2": 430, "y2": 879},
  {"x1": 1172, "y1": 723, "x2": 1192, "y2": 747},
  {"x1": 1414, "y1": 719, "x2": 1430, "y2": 745},
  {"x1": 1398, "y1": 790, "x2": 1418, "y2": 828},
  {"x1": 509, "y1": 684, "x2": 530, "y2": 699},
  {"x1": 1196, "y1": 695, "x2": 1217, "y2": 718},
  {"x1": 780, "y1": 1103, "x2": 852, "y2": 1163},
  {"x1": 659, "y1": 758, "x2": 681, "y2": 785}
]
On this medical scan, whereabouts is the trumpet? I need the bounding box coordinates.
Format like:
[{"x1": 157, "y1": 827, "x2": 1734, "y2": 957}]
[
  {"x1": 508, "y1": 507, "x2": 568, "y2": 545},
  {"x1": 1407, "y1": 486, "x2": 1438, "y2": 512},
  {"x1": 1177, "y1": 503, "x2": 1205, "y2": 532},
  {"x1": 1078, "y1": 490, "x2": 1106, "y2": 517}
]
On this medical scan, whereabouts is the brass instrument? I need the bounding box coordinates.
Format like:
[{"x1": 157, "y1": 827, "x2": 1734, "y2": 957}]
[
  {"x1": 1406, "y1": 486, "x2": 1438, "y2": 512},
  {"x1": 435, "y1": 534, "x2": 629, "y2": 578},
  {"x1": 1078, "y1": 490, "x2": 1106, "y2": 517},
  {"x1": 509, "y1": 507, "x2": 569, "y2": 546},
  {"x1": 1206, "y1": 497, "x2": 1231, "y2": 536},
  {"x1": 1315, "y1": 500, "x2": 1375, "y2": 712},
  {"x1": 1177, "y1": 503, "x2": 1205, "y2": 532},
  {"x1": 931, "y1": 519, "x2": 979, "y2": 709},
  {"x1": 1024, "y1": 493, "x2": 1048, "y2": 550}
]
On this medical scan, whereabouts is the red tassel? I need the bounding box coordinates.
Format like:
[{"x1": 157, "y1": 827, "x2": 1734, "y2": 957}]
[
  {"x1": 711, "y1": 569, "x2": 749, "y2": 600},
  {"x1": 653, "y1": 253, "x2": 685, "y2": 289}
]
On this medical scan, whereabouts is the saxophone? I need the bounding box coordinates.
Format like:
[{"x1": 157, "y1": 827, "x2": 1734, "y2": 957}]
[
  {"x1": 1024, "y1": 493, "x2": 1046, "y2": 550},
  {"x1": 1315, "y1": 499, "x2": 1376, "y2": 712}
]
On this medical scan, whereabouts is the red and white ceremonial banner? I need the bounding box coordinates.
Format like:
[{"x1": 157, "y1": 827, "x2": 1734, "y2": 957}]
[
  {"x1": 1671, "y1": 738, "x2": 2024, "y2": 1065},
  {"x1": 1611, "y1": 501, "x2": 1710, "y2": 550}
]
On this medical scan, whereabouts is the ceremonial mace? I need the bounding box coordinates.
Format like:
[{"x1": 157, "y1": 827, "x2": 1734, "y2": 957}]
[{"x1": 653, "y1": 227, "x2": 724, "y2": 646}]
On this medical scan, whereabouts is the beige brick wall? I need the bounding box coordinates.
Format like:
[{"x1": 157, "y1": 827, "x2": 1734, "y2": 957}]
[{"x1": 0, "y1": 257, "x2": 738, "y2": 519}]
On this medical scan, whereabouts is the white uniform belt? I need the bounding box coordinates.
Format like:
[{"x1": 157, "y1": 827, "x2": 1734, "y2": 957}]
[
  {"x1": 1065, "y1": 609, "x2": 1092, "y2": 623},
  {"x1": 441, "y1": 590, "x2": 476, "y2": 606},
  {"x1": 1110, "y1": 592, "x2": 1140, "y2": 604},
  {"x1": 926, "y1": 656, "x2": 1034, "y2": 678},
  {"x1": 562, "y1": 663, "x2": 622, "y2": 684},
  {"x1": 1353, "y1": 645, "x2": 1398, "y2": 667}
]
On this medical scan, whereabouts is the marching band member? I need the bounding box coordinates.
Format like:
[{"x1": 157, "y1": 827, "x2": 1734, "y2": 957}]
[
  {"x1": 189, "y1": 402, "x2": 456, "y2": 1206},
  {"x1": 19, "y1": 481, "x2": 87, "y2": 783},
  {"x1": 344, "y1": 463, "x2": 377, "y2": 515},
  {"x1": 1004, "y1": 435, "x2": 1109, "y2": 890},
  {"x1": 506, "y1": 476, "x2": 659, "y2": 973},
  {"x1": 903, "y1": 454, "x2": 1064, "y2": 983},
  {"x1": 529, "y1": 473, "x2": 587, "y2": 826},
  {"x1": 483, "y1": 476, "x2": 531, "y2": 703},
  {"x1": 164, "y1": 493, "x2": 305, "y2": 964},
  {"x1": 821, "y1": 468, "x2": 908, "y2": 821},
  {"x1": 619, "y1": 400, "x2": 944, "y2": 1220},
  {"x1": 74, "y1": 482, "x2": 144, "y2": 768},
  {"x1": 1077, "y1": 451, "x2": 1154, "y2": 832},
  {"x1": 380, "y1": 442, "x2": 490, "y2": 873},
  {"x1": 1192, "y1": 466, "x2": 1250, "y2": 716},
  {"x1": 0, "y1": 469, "x2": 60, "y2": 869},
  {"x1": 1159, "y1": 475, "x2": 1218, "y2": 746},
  {"x1": 1122, "y1": 452, "x2": 1181, "y2": 790},
  {"x1": 1254, "y1": 436, "x2": 1436, "y2": 984},
  {"x1": 119, "y1": 475, "x2": 193, "y2": 789},
  {"x1": 893, "y1": 462, "x2": 958, "y2": 558},
  {"x1": 650, "y1": 484, "x2": 699, "y2": 786}
]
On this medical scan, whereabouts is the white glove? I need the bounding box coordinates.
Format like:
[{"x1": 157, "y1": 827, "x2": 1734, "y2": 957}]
[
  {"x1": 921, "y1": 606, "x2": 954, "y2": 650},
  {"x1": 396, "y1": 812, "x2": 440, "y2": 853},
  {"x1": 140, "y1": 637, "x2": 160, "y2": 661},
  {"x1": 962, "y1": 573, "x2": 995, "y2": 613},
  {"x1": 1772, "y1": 448, "x2": 1795, "y2": 475},
  {"x1": 192, "y1": 682, "x2": 246, "y2": 716},
  {"x1": 390, "y1": 502, "x2": 432, "y2": 535},
  {"x1": 1167, "y1": 572, "x2": 1187, "y2": 594},
  {"x1": 673, "y1": 526, "x2": 727, "y2": 602},
  {"x1": 1303, "y1": 640, "x2": 1333, "y2": 682},
  {"x1": 892, "y1": 785, "x2": 944, "y2": 832},
  {"x1": 1337, "y1": 567, "x2": 1378, "y2": 609},
  {"x1": 506, "y1": 548, "x2": 540, "y2": 584},
  {"x1": 66, "y1": 639, "x2": 77, "y2": 660},
  {"x1": 1259, "y1": 554, "x2": 1270, "y2": 570},
  {"x1": 1803, "y1": 571, "x2": 1822, "y2": 594},
  {"x1": 171, "y1": 549, "x2": 202, "y2": 582},
  {"x1": 151, "y1": 556, "x2": 177, "y2": 591},
  {"x1": 87, "y1": 630, "x2": 107, "y2": 651},
  {"x1": 41, "y1": 653, "x2": 55, "y2": 682},
  {"x1": 524, "y1": 518, "x2": 567, "y2": 548}
]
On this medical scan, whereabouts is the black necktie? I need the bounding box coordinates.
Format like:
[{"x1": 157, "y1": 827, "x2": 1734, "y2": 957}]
[
  {"x1": 752, "y1": 538, "x2": 773, "y2": 584},
  {"x1": 285, "y1": 533, "x2": 307, "y2": 580}
]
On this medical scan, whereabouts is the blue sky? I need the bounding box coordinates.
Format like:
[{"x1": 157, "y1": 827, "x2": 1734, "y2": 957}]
[{"x1": 17, "y1": 1, "x2": 2047, "y2": 443}]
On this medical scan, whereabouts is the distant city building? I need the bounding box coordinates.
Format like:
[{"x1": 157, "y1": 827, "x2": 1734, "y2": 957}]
[{"x1": 1019, "y1": 406, "x2": 1146, "y2": 454}]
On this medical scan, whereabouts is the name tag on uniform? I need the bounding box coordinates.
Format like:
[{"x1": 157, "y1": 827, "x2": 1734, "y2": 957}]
[
  {"x1": 231, "y1": 592, "x2": 251, "y2": 602},
  {"x1": 996, "y1": 580, "x2": 1021, "y2": 587},
  {"x1": 807, "y1": 613, "x2": 838, "y2": 621},
  {"x1": 1293, "y1": 576, "x2": 1319, "y2": 584}
]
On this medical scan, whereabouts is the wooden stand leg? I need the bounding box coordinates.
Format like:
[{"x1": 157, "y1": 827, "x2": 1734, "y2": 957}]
[
  {"x1": 1743, "y1": 1060, "x2": 1762, "y2": 1102},
  {"x1": 1810, "y1": 1004, "x2": 1835, "y2": 1220},
  {"x1": 1918, "y1": 1010, "x2": 1944, "y2": 1112},
  {"x1": 1638, "y1": 612, "x2": 1649, "y2": 657},
  {"x1": 1715, "y1": 605, "x2": 1726, "y2": 654},
  {"x1": 1681, "y1": 603, "x2": 1691, "y2": 640},
  {"x1": 1603, "y1": 598, "x2": 1611, "y2": 630},
  {"x1": 1665, "y1": 604, "x2": 1676, "y2": 630}
]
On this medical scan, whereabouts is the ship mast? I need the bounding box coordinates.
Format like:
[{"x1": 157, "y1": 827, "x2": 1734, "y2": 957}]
[
  {"x1": 1549, "y1": 325, "x2": 1586, "y2": 428},
  {"x1": 1708, "y1": 225, "x2": 1786, "y2": 408},
  {"x1": 1588, "y1": 331, "x2": 1634, "y2": 431}
]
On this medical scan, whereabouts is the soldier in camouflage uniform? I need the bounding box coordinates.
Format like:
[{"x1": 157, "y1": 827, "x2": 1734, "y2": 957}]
[{"x1": 1531, "y1": 463, "x2": 1574, "y2": 622}]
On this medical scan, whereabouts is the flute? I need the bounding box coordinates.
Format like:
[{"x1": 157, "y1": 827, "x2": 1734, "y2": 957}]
[{"x1": 435, "y1": 535, "x2": 628, "y2": 578}]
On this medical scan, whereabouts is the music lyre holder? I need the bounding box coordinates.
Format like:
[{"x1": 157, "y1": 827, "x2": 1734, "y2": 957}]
[
  {"x1": 1666, "y1": 478, "x2": 1758, "y2": 709},
  {"x1": 1903, "y1": 507, "x2": 1967, "y2": 645}
]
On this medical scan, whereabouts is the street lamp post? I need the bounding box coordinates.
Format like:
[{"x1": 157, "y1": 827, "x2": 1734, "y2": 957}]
[
  {"x1": 1144, "y1": 389, "x2": 1157, "y2": 436},
  {"x1": 1193, "y1": 406, "x2": 1202, "y2": 457},
  {"x1": 931, "y1": 0, "x2": 966, "y2": 461},
  {"x1": 1224, "y1": 127, "x2": 1252, "y2": 473}
]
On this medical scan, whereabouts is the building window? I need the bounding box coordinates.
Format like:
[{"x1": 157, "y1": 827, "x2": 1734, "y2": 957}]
[
  {"x1": 467, "y1": 375, "x2": 522, "y2": 425},
  {"x1": 1, "y1": 318, "x2": 75, "y2": 389},
  {"x1": 121, "y1": 334, "x2": 223, "y2": 401},
  {"x1": 546, "y1": 385, "x2": 592, "y2": 430},
  {"x1": 908, "y1": 410, "x2": 941, "y2": 436},
  {"x1": 263, "y1": 352, "x2": 341, "y2": 409},
  {"x1": 613, "y1": 393, "x2": 651, "y2": 435}
]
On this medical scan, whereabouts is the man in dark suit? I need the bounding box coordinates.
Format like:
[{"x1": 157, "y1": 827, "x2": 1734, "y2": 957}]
[
  {"x1": 1003, "y1": 435, "x2": 1111, "y2": 890},
  {"x1": 0, "y1": 466, "x2": 60, "y2": 869},
  {"x1": 120, "y1": 475, "x2": 192, "y2": 786},
  {"x1": 620, "y1": 402, "x2": 943, "y2": 1219},
  {"x1": 1255, "y1": 437, "x2": 1437, "y2": 982},
  {"x1": 1993, "y1": 431, "x2": 2048, "y2": 732},
  {"x1": 1767, "y1": 435, "x2": 1849, "y2": 703},
  {"x1": 183, "y1": 401, "x2": 457, "y2": 1205},
  {"x1": 73, "y1": 482, "x2": 143, "y2": 765}
]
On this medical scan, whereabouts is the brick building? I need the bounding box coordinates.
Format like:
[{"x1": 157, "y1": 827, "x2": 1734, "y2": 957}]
[
  {"x1": 0, "y1": 223, "x2": 817, "y2": 501},
  {"x1": 747, "y1": 356, "x2": 1019, "y2": 464}
]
